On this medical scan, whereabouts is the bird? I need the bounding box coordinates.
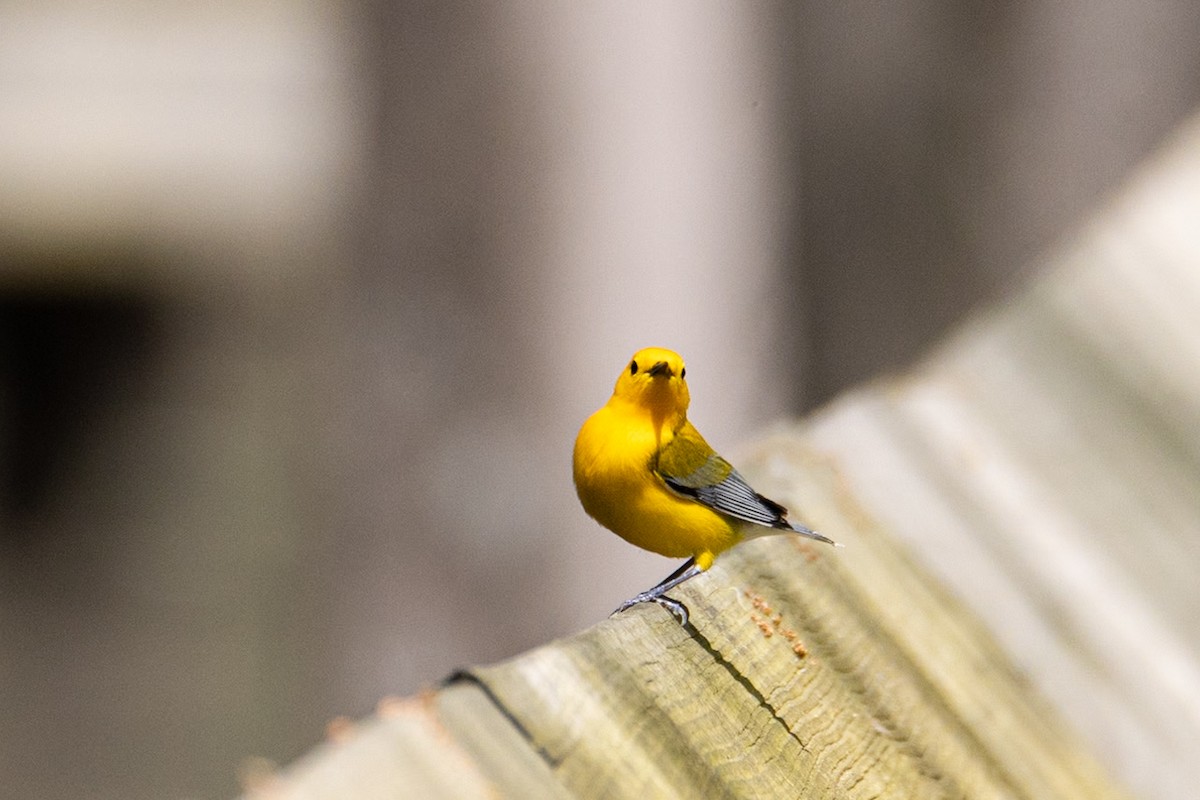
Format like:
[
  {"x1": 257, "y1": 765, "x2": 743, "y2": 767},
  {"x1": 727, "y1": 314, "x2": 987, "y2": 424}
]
[{"x1": 573, "y1": 347, "x2": 836, "y2": 625}]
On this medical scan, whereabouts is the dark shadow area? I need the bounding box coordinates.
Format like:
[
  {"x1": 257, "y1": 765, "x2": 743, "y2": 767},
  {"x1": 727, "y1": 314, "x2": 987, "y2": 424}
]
[{"x1": 0, "y1": 285, "x2": 163, "y2": 534}]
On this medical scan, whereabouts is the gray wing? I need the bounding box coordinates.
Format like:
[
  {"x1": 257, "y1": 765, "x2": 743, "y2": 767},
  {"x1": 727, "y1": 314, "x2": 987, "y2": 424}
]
[{"x1": 659, "y1": 453, "x2": 793, "y2": 529}]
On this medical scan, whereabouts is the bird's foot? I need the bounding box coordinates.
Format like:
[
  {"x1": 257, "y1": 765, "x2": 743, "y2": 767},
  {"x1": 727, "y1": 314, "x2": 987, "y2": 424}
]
[{"x1": 612, "y1": 592, "x2": 690, "y2": 626}]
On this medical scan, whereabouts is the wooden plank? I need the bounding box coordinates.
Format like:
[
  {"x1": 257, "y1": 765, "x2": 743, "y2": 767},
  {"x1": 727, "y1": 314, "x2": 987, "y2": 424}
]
[
  {"x1": 250, "y1": 695, "x2": 497, "y2": 800},
  {"x1": 249, "y1": 684, "x2": 571, "y2": 799},
  {"x1": 466, "y1": 448, "x2": 1127, "y2": 799},
  {"x1": 435, "y1": 682, "x2": 573, "y2": 799}
]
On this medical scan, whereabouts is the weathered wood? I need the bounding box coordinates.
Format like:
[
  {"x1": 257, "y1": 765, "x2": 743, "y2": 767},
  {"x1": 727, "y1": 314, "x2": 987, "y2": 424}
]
[
  {"x1": 244, "y1": 686, "x2": 567, "y2": 800},
  {"x1": 253, "y1": 504, "x2": 1127, "y2": 799},
  {"x1": 461, "y1": 460, "x2": 1126, "y2": 799}
]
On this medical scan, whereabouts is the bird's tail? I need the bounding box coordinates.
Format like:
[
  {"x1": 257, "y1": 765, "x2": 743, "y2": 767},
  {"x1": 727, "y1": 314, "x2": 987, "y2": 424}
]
[{"x1": 788, "y1": 520, "x2": 840, "y2": 547}]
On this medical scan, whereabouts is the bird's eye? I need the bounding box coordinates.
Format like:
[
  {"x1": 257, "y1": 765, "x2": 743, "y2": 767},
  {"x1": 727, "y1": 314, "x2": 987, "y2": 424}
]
[
  {"x1": 629, "y1": 360, "x2": 639, "y2": 375},
  {"x1": 680, "y1": 367, "x2": 686, "y2": 378}
]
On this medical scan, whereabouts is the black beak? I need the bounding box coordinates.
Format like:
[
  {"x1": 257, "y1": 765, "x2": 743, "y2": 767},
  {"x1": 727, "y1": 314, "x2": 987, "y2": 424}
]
[{"x1": 647, "y1": 361, "x2": 672, "y2": 377}]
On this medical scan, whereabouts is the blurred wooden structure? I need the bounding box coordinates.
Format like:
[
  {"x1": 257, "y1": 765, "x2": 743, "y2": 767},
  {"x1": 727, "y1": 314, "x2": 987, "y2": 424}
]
[{"x1": 248, "y1": 117, "x2": 1200, "y2": 799}]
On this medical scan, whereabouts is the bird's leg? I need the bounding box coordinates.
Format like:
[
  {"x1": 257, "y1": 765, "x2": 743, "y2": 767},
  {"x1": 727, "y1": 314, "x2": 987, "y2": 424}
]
[
  {"x1": 652, "y1": 557, "x2": 698, "y2": 590},
  {"x1": 613, "y1": 557, "x2": 702, "y2": 626}
]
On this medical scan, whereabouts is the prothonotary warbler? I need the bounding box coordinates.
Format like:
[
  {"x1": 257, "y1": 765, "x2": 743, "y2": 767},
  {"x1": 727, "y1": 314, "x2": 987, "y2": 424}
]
[{"x1": 573, "y1": 347, "x2": 836, "y2": 625}]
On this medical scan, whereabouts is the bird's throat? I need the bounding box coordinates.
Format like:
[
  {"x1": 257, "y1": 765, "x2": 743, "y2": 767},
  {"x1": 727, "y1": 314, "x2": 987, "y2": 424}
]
[{"x1": 610, "y1": 392, "x2": 684, "y2": 448}]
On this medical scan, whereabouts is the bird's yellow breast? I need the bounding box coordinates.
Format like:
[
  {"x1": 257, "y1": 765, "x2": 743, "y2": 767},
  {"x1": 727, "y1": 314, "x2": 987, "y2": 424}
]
[{"x1": 572, "y1": 403, "x2": 740, "y2": 566}]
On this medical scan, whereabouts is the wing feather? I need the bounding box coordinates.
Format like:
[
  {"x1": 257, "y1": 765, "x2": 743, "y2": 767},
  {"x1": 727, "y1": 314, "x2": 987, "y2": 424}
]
[{"x1": 655, "y1": 422, "x2": 790, "y2": 529}]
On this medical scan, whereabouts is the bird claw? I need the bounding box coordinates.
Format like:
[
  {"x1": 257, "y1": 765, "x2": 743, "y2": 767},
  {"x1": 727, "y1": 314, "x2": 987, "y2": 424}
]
[{"x1": 612, "y1": 593, "x2": 690, "y2": 626}]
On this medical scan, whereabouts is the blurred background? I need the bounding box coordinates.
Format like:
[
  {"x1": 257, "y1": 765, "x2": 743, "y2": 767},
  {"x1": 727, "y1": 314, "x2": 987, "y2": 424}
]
[{"x1": 3, "y1": 2, "x2": 1200, "y2": 798}]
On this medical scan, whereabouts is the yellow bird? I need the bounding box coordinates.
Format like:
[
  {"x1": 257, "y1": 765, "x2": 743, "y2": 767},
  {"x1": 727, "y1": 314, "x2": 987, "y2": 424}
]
[{"x1": 573, "y1": 347, "x2": 835, "y2": 624}]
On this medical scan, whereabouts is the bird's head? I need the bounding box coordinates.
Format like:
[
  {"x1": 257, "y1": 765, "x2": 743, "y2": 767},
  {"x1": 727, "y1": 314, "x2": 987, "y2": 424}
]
[{"x1": 610, "y1": 347, "x2": 690, "y2": 418}]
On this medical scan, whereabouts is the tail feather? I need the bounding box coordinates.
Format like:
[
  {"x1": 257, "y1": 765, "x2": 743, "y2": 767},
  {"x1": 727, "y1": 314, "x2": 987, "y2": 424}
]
[{"x1": 787, "y1": 519, "x2": 839, "y2": 547}]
